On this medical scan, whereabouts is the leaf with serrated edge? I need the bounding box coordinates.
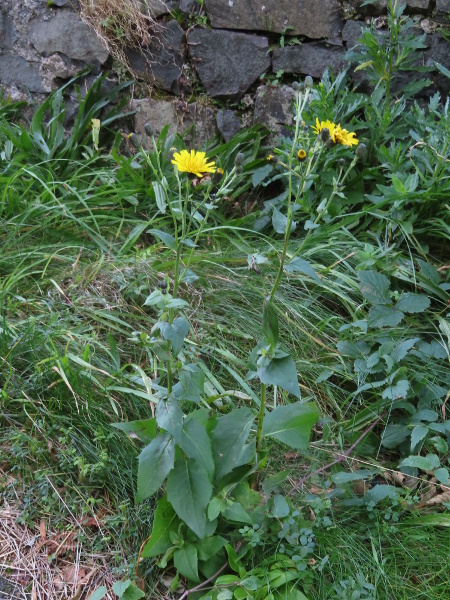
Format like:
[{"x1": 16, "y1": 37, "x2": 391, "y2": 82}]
[
  {"x1": 173, "y1": 545, "x2": 200, "y2": 582},
  {"x1": 212, "y1": 408, "x2": 255, "y2": 481},
  {"x1": 258, "y1": 355, "x2": 300, "y2": 398},
  {"x1": 166, "y1": 457, "x2": 212, "y2": 538},
  {"x1": 358, "y1": 270, "x2": 391, "y2": 305},
  {"x1": 141, "y1": 495, "x2": 179, "y2": 558},
  {"x1": 180, "y1": 419, "x2": 214, "y2": 479},
  {"x1": 136, "y1": 433, "x2": 175, "y2": 502},
  {"x1": 395, "y1": 293, "x2": 430, "y2": 314}
]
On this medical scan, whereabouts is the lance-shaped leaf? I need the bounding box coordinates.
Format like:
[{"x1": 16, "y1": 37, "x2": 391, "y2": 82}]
[
  {"x1": 141, "y1": 495, "x2": 179, "y2": 558},
  {"x1": 136, "y1": 433, "x2": 175, "y2": 502},
  {"x1": 181, "y1": 418, "x2": 214, "y2": 479},
  {"x1": 173, "y1": 545, "x2": 200, "y2": 582},
  {"x1": 156, "y1": 396, "x2": 183, "y2": 444},
  {"x1": 166, "y1": 456, "x2": 212, "y2": 539},
  {"x1": 212, "y1": 408, "x2": 256, "y2": 481},
  {"x1": 262, "y1": 301, "x2": 279, "y2": 347},
  {"x1": 262, "y1": 402, "x2": 318, "y2": 450},
  {"x1": 112, "y1": 418, "x2": 157, "y2": 444}
]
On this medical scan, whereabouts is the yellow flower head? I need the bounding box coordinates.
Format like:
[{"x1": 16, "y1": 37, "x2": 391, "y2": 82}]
[
  {"x1": 171, "y1": 149, "x2": 216, "y2": 177},
  {"x1": 334, "y1": 126, "x2": 359, "y2": 147},
  {"x1": 297, "y1": 149, "x2": 307, "y2": 162},
  {"x1": 311, "y1": 118, "x2": 338, "y2": 142}
]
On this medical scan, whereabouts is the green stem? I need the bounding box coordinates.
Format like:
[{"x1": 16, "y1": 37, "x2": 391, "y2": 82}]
[{"x1": 256, "y1": 383, "x2": 266, "y2": 457}]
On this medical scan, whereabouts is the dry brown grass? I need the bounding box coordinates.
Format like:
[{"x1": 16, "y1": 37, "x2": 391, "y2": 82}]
[{"x1": 0, "y1": 501, "x2": 125, "y2": 600}]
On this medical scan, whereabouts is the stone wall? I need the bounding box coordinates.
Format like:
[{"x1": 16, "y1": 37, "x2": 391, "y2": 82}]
[{"x1": 1, "y1": 0, "x2": 450, "y2": 142}]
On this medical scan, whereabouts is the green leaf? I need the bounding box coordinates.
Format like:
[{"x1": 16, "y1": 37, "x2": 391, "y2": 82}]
[
  {"x1": 434, "y1": 61, "x2": 450, "y2": 79},
  {"x1": 149, "y1": 229, "x2": 175, "y2": 249},
  {"x1": 395, "y1": 293, "x2": 430, "y2": 314},
  {"x1": 368, "y1": 305, "x2": 404, "y2": 328},
  {"x1": 222, "y1": 501, "x2": 253, "y2": 525},
  {"x1": 381, "y1": 424, "x2": 410, "y2": 449},
  {"x1": 284, "y1": 257, "x2": 321, "y2": 282},
  {"x1": 141, "y1": 495, "x2": 179, "y2": 558},
  {"x1": 417, "y1": 259, "x2": 440, "y2": 285},
  {"x1": 358, "y1": 270, "x2": 391, "y2": 305},
  {"x1": 332, "y1": 470, "x2": 375, "y2": 484},
  {"x1": 156, "y1": 397, "x2": 183, "y2": 444},
  {"x1": 136, "y1": 433, "x2": 175, "y2": 502},
  {"x1": 272, "y1": 207, "x2": 296, "y2": 234},
  {"x1": 398, "y1": 453, "x2": 440, "y2": 471},
  {"x1": 87, "y1": 588, "x2": 107, "y2": 600},
  {"x1": 363, "y1": 485, "x2": 400, "y2": 504},
  {"x1": 166, "y1": 456, "x2": 212, "y2": 538},
  {"x1": 263, "y1": 301, "x2": 279, "y2": 347},
  {"x1": 270, "y1": 494, "x2": 290, "y2": 517},
  {"x1": 252, "y1": 164, "x2": 272, "y2": 187},
  {"x1": 173, "y1": 545, "x2": 200, "y2": 582},
  {"x1": 410, "y1": 425, "x2": 428, "y2": 452},
  {"x1": 257, "y1": 355, "x2": 300, "y2": 398},
  {"x1": 273, "y1": 585, "x2": 308, "y2": 600},
  {"x1": 153, "y1": 181, "x2": 167, "y2": 214},
  {"x1": 262, "y1": 402, "x2": 318, "y2": 450},
  {"x1": 112, "y1": 580, "x2": 145, "y2": 599},
  {"x1": 181, "y1": 419, "x2": 214, "y2": 479},
  {"x1": 212, "y1": 408, "x2": 255, "y2": 481},
  {"x1": 391, "y1": 174, "x2": 406, "y2": 194},
  {"x1": 197, "y1": 535, "x2": 228, "y2": 561},
  {"x1": 159, "y1": 317, "x2": 190, "y2": 357},
  {"x1": 434, "y1": 467, "x2": 449, "y2": 485},
  {"x1": 112, "y1": 419, "x2": 157, "y2": 444},
  {"x1": 382, "y1": 379, "x2": 409, "y2": 400}
]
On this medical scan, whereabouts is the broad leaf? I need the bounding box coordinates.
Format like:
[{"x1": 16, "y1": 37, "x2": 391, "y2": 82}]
[
  {"x1": 270, "y1": 494, "x2": 290, "y2": 517},
  {"x1": 222, "y1": 501, "x2": 253, "y2": 525},
  {"x1": 112, "y1": 418, "x2": 156, "y2": 444},
  {"x1": 258, "y1": 355, "x2": 300, "y2": 398},
  {"x1": 381, "y1": 423, "x2": 409, "y2": 449},
  {"x1": 284, "y1": 257, "x2": 321, "y2": 282},
  {"x1": 368, "y1": 305, "x2": 404, "y2": 328},
  {"x1": 197, "y1": 535, "x2": 228, "y2": 561},
  {"x1": 112, "y1": 580, "x2": 145, "y2": 599},
  {"x1": 149, "y1": 228, "x2": 175, "y2": 249},
  {"x1": 272, "y1": 207, "x2": 296, "y2": 234},
  {"x1": 395, "y1": 293, "x2": 430, "y2": 314},
  {"x1": 174, "y1": 545, "x2": 200, "y2": 582},
  {"x1": 181, "y1": 418, "x2": 214, "y2": 479},
  {"x1": 262, "y1": 402, "x2": 318, "y2": 450},
  {"x1": 363, "y1": 485, "x2": 400, "y2": 504},
  {"x1": 137, "y1": 433, "x2": 175, "y2": 502},
  {"x1": 434, "y1": 467, "x2": 449, "y2": 485},
  {"x1": 159, "y1": 317, "x2": 190, "y2": 357},
  {"x1": 87, "y1": 588, "x2": 107, "y2": 600},
  {"x1": 156, "y1": 396, "x2": 183, "y2": 444},
  {"x1": 410, "y1": 425, "x2": 428, "y2": 452},
  {"x1": 252, "y1": 164, "x2": 272, "y2": 187},
  {"x1": 166, "y1": 456, "x2": 212, "y2": 538},
  {"x1": 358, "y1": 270, "x2": 391, "y2": 305},
  {"x1": 141, "y1": 495, "x2": 179, "y2": 558},
  {"x1": 399, "y1": 454, "x2": 440, "y2": 471},
  {"x1": 263, "y1": 301, "x2": 279, "y2": 347},
  {"x1": 212, "y1": 408, "x2": 256, "y2": 481},
  {"x1": 382, "y1": 379, "x2": 409, "y2": 400}
]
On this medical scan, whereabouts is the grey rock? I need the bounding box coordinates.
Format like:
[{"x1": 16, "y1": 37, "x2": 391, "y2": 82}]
[
  {"x1": 204, "y1": 0, "x2": 343, "y2": 39},
  {"x1": 434, "y1": 0, "x2": 450, "y2": 21},
  {"x1": 217, "y1": 109, "x2": 241, "y2": 141},
  {"x1": 272, "y1": 43, "x2": 347, "y2": 78},
  {"x1": 187, "y1": 28, "x2": 270, "y2": 99},
  {"x1": 342, "y1": 20, "x2": 364, "y2": 49},
  {"x1": 0, "y1": 54, "x2": 45, "y2": 92},
  {"x1": 131, "y1": 98, "x2": 217, "y2": 146},
  {"x1": 253, "y1": 84, "x2": 295, "y2": 138},
  {"x1": 347, "y1": 0, "x2": 431, "y2": 14},
  {"x1": 126, "y1": 20, "x2": 185, "y2": 93},
  {"x1": 426, "y1": 33, "x2": 450, "y2": 94},
  {"x1": 144, "y1": 0, "x2": 179, "y2": 17},
  {"x1": 28, "y1": 11, "x2": 109, "y2": 64},
  {"x1": 50, "y1": 0, "x2": 71, "y2": 6},
  {"x1": 180, "y1": 0, "x2": 199, "y2": 12},
  {"x1": 0, "y1": 13, "x2": 18, "y2": 49}
]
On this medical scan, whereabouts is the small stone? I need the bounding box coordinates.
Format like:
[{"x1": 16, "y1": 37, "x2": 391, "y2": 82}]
[
  {"x1": 0, "y1": 13, "x2": 18, "y2": 49},
  {"x1": 253, "y1": 85, "x2": 295, "y2": 139},
  {"x1": 342, "y1": 20, "x2": 364, "y2": 49},
  {"x1": 216, "y1": 109, "x2": 241, "y2": 141},
  {"x1": 272, "y1": 43, "x2": 347, "y2": 79},
  {"x1": 187, "y1": 27, "x2": 270, "y2": 99}
]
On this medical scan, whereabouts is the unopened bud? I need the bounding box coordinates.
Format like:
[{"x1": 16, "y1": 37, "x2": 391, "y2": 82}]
[
  {"x1": 234, "y1": 152, "x2": 245, "y2": 166},
  {"x1": 267, "y1": 154, "x2": 278, "y2": 164},
  {"x1": 355, "y1": 143, "x2": 367, "y2": 160},
  {"x1": 236, "y1": 164, "x2": 243, "y2": 175},
  {"x1": 305, "y1": 75, "x2": 314, "y2": 89},
  {"x1": 129, "y1": 133, "x2": 141, "y2": 149},
  {"x1": 144, "y1": 122, "x2": 154, "y2": 137},
  {"x1": 212, "y1": 168, "x2": 224, "y2": 184},
  {"x1": 168, "y1": 147, "x2": 177, "y2": 161},
  {"x1": 292, "y1": 82, "x2": 301, "y2": 91},
  {"x1": 297, "y1": 149, "x2": 307, "y2": 162},
  {"x1": 338, "y1": 158, "x2": 345, "y2": 168},
  {"x1": 320, "y1": 128, "x2": 330, "y2": 143}
]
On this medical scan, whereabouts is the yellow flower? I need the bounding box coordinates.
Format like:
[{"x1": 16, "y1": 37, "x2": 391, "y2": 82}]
[
  {"x1": 171, "y1": 149, "x2": 216, "y2": 177},
  {"x1": 335, "y1": 126, "x2": 359, "y2": 147},
  {"x1": 297, "y1": 149, "x2": 307, "y2": 162},
  {"x1": 311, "y1": 118, "x2": 338, "y2": 142}
]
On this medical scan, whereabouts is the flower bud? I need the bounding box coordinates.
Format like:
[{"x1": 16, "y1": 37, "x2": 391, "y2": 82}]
[
  {"x1": 292, "y1": 82, "x2": 301, "y2": 91},
  {"x1": 144, "y1": 122, "x2": 154, "y2": 137},
  {"x1": 234, "y1": 152, "x2": 245, "y2": 166},
  {"x1": 168, "y1": 147, "x2": 177, "y2": 161},
  {"x1": 355, "y1": 143, "x2": 367, "y2": 160},
  {"x1": 297, "y1": 149, "x2": 307, "y2": 162},
  {"x1": 212, "y1": 168, "x2": 224, "y2": 184},
  {"x1": 236, "y1": 164, "x2": 243, "y2": 175},
  {"x1": 305, "y1": 75, "x2": 314, "y2": 89},
  {"x1": 267, "y1": 154, "x2": 278, "y2": 164},
  {"x1": 157, "y1": 280, "x2": 168, "y2": 292},
  {"x1": 320, "y1": 128, "x2": 330, "y2": 143},
  {"x1": 129, "y1": 133, "x2": 141, "y2": 149},
  {"x1": 338, "y1": 158, "x2": 345, "y2": 168}
]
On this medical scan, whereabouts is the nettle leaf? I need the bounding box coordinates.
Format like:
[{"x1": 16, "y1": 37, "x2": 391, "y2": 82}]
[
  {"x1": 398, "y1": 453, "x2": 440, "y2": 471},
  {"x1": 112, "y1": 418, "x2": 157, "y2": 444},
  {"x1": 417, "y1": 259, "x2": 440, "y2": 285},
  {"x1": 410, "y1": 425, "x2": 428, "y2": 452},
  {"x1": 172, "y1": 364, "x2": 205, "y2": 404},
  {"x1": 141, "y1": 495, "x2": 179, "y2": 558},
  {"x1": 382, "y1": 379, "x2": 409, "y2": 400},
  {"x1": 368, "y1": 305, "x2": 404, "y2": 328},
  {"x1": 166, "y1": 456, "x2": 212, "y2": 538},
  {"x1": 262, "y1": 402, "x2": 318, "y2": 450},
  {"x1": 156, "y1": 397, "x2": 183, "y2": 444},
  {"x1": 159, "y1": 317, "x2": 190, "y2": 357},
  {"x1": 272, "y1": 207, "x2": 296, "y2": 234},
  {"x1": 258, "y1": 355, "x2": 300, "y2": 398},
  {"x1": 173, "y1": 544, "x2": 200, "y2": 582},
  {"x1": 358, "y1": 270, "x2": 391, "y2": 305},
  {"x1": 263, "y1": 301, "x2": 279, "y2": 347},
  {"x1": 395, "y1": 293, "x2": 430, "y2": 314},
  {"x1": 181, "y1": 418, "x2": 215, "y2": 479},
  {"x1": 136, "y1": 433, "x2": 175, "y2": 502},
  {"x1": 284, "y1": 257, "x2": 321, "y2": 282},
  {"x1": 212, "y1": 408, "x2": 255, "y2": 481},
  {"x1": 381, "y1": 423, "x2": 410, "y2": 449}
]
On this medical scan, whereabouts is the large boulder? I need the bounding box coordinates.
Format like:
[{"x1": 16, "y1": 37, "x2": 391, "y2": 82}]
[
  {"x1": 253, "y1": 85, "x2": 295, "y2": 139},
  {"x1": 0, "y1": 54, "x2": 45, "y2": 92},
  {"x1": 28, "y1": 11, "x2": 109, "y2": 64},
  {"x1": 187, "y1": 28, "x2": 270, "y2": 99},
  {"x1": 272, "y1": 43, "x2": 347, "y2": 78},
  {"x1": 204, "y1": 0, "x2": 343, "y2": 39}
]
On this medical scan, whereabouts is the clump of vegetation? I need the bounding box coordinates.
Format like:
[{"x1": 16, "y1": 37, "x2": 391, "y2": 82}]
[{"x1": 1, "y1": 1, "x2": 450, "y2": 599}]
